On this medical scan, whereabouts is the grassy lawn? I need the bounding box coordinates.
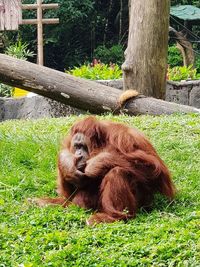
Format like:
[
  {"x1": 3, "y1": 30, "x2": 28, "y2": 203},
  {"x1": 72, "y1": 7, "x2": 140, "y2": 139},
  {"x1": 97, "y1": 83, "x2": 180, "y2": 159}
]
[{"x1": 0, "y1": 114, "x2": 200, "y2": 267}]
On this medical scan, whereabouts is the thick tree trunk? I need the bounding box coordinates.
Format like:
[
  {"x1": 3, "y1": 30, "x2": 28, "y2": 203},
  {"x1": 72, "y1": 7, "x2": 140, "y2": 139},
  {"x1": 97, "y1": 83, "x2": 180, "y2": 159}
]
[
  {"x1": 122, "y1": 0, "x2": 170, "y2": 98},
  {"x1": 0, "y1": 54, "x2": 199, "y2": 115}
]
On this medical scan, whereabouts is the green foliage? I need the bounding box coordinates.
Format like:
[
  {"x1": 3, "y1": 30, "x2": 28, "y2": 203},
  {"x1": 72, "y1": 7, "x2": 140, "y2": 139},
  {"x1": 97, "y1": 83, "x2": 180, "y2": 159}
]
[
  {"x1": 8, "y1": 0, "x2": 127, "y2": 69},
  {"x1": 67, "y1": 63, "x2": 122, "y2": 80},
  {"x1": 195, "y1": 57, "x2": 200, "y2": 73},
  {"x1": 0, "y1": 114, "x2": 200, "y2": 266},
  {"x1": 0, "y1": 40, "x2": 35, "y2": 97},
  {"x1": 27, "y1": 0, "x2": 97, "y2": 69},
  {"x1": 4, "y1": 0, "x2": 199, "y2": 70},
  {"x1": 168, "y1": 45, "x2": 183, "y2": 68},
  {"x1": 0, "y1": 84, "x2": 13, "y2": 97},
  {"x1": 168, "y1": 65, "x2": 200, "y2": 81},
  {"x1": 5, "y1": 40, "x2": 35, "y2": 60},
  {"x1": 94, "y1": 45, "x2": 124, "y2": 66}
]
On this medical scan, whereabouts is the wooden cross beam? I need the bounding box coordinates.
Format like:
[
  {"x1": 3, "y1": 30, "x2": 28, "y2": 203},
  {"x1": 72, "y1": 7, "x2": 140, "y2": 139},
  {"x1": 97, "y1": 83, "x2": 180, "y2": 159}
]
[{"x1": 20, "y1": 0, "x2": 59, "y2": 66}]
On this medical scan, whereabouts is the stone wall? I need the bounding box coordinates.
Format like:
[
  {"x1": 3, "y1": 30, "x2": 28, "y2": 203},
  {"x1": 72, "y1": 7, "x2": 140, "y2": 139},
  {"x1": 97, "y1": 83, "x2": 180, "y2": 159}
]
[
  {"x1": 166, "y1": 80, "x2": 200, "y2": 109},
  {"x1": 0, "y1": 95, "x2": 80, "y2": 122},
  {"x1": 98, "y1": 79, "x2": 200, "y2": 109}
]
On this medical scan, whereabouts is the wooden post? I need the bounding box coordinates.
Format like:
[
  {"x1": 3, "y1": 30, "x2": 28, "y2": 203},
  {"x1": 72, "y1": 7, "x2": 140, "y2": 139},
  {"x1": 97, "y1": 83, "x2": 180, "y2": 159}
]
[
  {"x1": 37, "y1": 0, "x2": 43, "y2": 65},
  {"x1": 20, "y1": 1, "x2": 59, "y2": 66}
]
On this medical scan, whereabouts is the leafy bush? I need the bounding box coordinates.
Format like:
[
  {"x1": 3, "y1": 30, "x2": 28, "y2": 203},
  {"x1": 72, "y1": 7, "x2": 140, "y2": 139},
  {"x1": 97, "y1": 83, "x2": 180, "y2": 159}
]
[
  {"x1": 0, "y1": 40, "x2": 35, "y2": 97},
  {"x1": 195, "y1": 57, "x2": 200, "y2": 73},
  {"x1": 94, "y1": 45, "x2": 124, "y2": 66},
  {"x1": 0, "y1": 83, "x2": 13, "y2": 97},
  {"x1": 5, "y1": 40, "x2": 35, "y2": 60},
  {"x1": 168, "y1": 45, "x2": 183, "y2": 67},
  {"x1": 168, "y1": 65, "x2": 200, "y2": 81},
  {"x1": 67, "y1": 62, "x2": 122, "y2": 80}
]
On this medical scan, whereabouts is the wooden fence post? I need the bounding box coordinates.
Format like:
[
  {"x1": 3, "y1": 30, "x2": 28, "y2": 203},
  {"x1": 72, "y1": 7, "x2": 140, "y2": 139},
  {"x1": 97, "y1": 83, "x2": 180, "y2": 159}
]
[{"x1": 21, "y1": 0, "x2": 59, "y2": 66}]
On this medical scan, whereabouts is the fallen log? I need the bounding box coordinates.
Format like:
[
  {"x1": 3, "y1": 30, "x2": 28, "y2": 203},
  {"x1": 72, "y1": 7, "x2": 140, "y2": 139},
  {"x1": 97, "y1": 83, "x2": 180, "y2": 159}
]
[{"x1": 0, "y1": 54, "x2": 199, "y2": 115}]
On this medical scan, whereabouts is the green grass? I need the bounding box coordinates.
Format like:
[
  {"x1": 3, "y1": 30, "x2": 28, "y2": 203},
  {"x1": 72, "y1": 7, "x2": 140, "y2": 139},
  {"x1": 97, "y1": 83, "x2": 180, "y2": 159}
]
[{"x1": 0, "y1": 114, "x2": 200, "y2": 267}]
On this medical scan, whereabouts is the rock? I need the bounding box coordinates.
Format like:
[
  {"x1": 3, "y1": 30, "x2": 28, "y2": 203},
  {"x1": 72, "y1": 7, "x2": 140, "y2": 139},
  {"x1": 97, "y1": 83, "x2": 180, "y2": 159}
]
[
  {"x1": 0, "y1": 95, "x2": 80, "y2": 122},
  {"x1": 165, "y1": 85, "x2": 190, "y2": 106},
  {"x1": 166, "y1": 80, "x2": 200, "y2": 108},
  {"x1": 190, "y1": 86, "x2": 200, "y2": 108},
  {"x1": 97, "y1": 79, "x2": 123, "y2": 90}
]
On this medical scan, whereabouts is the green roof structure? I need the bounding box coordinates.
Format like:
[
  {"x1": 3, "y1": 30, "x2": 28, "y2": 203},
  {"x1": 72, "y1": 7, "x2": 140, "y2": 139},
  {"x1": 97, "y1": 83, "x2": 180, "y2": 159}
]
[{"x1": 170, "y1": 5, "x2": 200, "y2": 21}]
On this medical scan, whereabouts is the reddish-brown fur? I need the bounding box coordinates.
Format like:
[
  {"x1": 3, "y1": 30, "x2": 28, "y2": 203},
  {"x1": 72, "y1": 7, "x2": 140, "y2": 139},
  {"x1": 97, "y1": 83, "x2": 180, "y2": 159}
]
[{"x1": 33, "y1": 116, "x2": 175, "y2": 225}]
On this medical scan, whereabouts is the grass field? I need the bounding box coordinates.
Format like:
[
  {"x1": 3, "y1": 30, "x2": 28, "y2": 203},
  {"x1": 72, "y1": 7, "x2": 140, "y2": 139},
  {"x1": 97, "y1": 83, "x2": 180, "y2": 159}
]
[{"x1": 0, "y1": 114, "x2": 200, "y2": 267}]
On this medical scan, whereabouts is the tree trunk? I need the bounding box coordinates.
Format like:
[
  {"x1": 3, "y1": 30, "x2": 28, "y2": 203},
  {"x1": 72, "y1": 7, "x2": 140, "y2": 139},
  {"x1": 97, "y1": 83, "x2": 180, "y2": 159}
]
[
  {"x1": 119, "y1": 0, "x2": 123, "y2": 43},
  {"x1": 122, "y1": 0, "x2": 170, "y2": 98},
  {"x1": 0, "y1": 54, "x2": 199, "y2": 115},
  {"x1": 103, "y1": 0, "x2": 113, "y2": 45},
  {"x1": 128, "y1": 0, "x2": 131, "y2": 20}
]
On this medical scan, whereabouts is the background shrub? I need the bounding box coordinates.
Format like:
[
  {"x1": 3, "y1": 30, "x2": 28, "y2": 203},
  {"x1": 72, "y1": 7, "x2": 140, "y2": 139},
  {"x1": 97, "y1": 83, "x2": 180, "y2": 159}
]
[
  {"x1": 168, "y1": 65, "x2": 200, "y2": 81},
  {"x1": 5, "y1": 40, "x2": 35, "y2": 60},
  {"x1": 195, "y1": 57, "x2": 200, "y2": 73},
  {"x1": 94, "y1": 45, "x2": 124, "y2": 66},
  {"x1": 168, "y1": 45, "x2": 183, "y2": 67},
  {"x1": 67, "y1": 62, "x2": 122, "y2": 80},
  {"x1": 0, "y1": 84, "x2": 13, "y2": 97}
]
